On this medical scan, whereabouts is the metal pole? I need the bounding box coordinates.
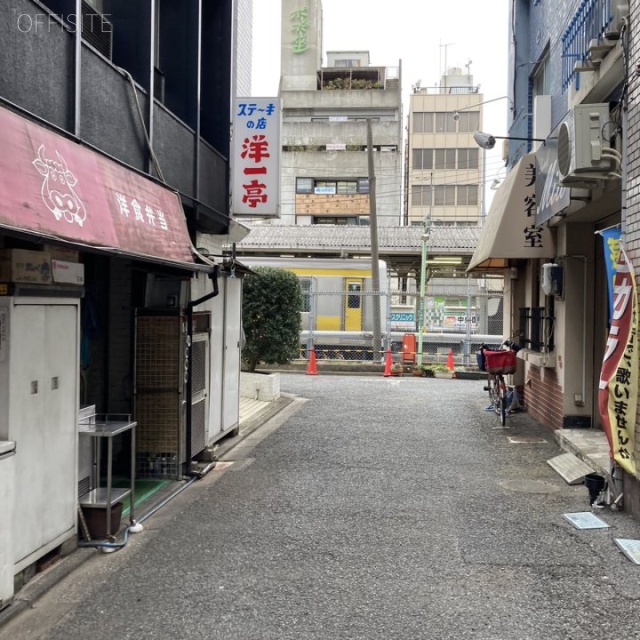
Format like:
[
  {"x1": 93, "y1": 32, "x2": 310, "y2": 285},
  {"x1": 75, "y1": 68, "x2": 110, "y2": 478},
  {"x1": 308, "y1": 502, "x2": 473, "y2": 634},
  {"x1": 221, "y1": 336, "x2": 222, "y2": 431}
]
[
  {"x1": 464, "y1": 276, "x2": 472, "y2": 366},
  {"x1": 367, "y1": 119, "x2": 382, "y2": 362},
  {"x1": 417, "y1": 173, "x2": 433, "y2": 367}
]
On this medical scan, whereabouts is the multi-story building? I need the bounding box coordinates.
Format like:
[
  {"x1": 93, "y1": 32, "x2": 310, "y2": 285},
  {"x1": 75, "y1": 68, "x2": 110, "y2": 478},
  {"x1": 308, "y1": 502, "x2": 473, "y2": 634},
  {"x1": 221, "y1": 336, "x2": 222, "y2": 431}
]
[
  {"x1": 405, "y1": 69, "x2": 485, "y2": 228},
  {"x1": 468, "y1": 1, "x2": 640, "y2": 513},
  {"x1": 234, "y1": 0, "x2": 254, "y2": 98},
  {"x1": 0, "y1": 0, "x2": 249, "y2": 604},
  {"x1": 278, "y1": 0, "x2": 403, "y2": 227}
]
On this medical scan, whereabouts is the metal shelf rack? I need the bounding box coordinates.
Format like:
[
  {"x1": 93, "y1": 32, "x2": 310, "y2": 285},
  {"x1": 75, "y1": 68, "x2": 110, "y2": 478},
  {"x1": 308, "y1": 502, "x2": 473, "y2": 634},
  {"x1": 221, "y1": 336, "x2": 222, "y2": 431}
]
[{"x1": 78, "y1": 414, "x2": 137, "y2": 538}]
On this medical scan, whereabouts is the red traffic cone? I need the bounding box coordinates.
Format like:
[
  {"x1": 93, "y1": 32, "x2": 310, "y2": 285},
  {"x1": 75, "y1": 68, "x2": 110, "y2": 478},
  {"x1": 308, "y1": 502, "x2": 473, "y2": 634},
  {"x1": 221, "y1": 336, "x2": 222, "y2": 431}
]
[
  {"x1": 306, "y1": 348, "x2": 319, "y2": 375},
  {"x1": 383, "y1": 348, "x2": 393, "y2": 377},
  {"x1": 447, "y1": 348, "x2": 455, "y2": 375}
]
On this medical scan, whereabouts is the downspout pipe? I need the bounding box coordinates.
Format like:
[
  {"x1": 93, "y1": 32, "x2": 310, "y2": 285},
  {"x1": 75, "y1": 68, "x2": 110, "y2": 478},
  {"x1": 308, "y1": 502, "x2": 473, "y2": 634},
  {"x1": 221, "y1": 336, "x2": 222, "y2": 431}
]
[{"x1": 185, "y1": 265, "x2": 220, "y2": 475}]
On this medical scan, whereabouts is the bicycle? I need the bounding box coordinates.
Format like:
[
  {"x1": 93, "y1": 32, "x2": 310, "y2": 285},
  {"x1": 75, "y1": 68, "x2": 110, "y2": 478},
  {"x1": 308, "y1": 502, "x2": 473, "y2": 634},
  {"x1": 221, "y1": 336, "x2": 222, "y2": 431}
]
[{"x1": 477, "y1": 342, "x2": 518, "y2": 427}]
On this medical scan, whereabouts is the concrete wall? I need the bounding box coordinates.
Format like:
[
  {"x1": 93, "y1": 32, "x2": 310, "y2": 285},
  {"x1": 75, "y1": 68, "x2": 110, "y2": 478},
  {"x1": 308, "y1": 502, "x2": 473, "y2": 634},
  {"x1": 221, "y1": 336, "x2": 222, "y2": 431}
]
[
  {"x1": 624, "y1": 0, "x2": 640, "y2": 514},
  {"x1": 240, "y1": 372, "x2": 281, "y2": 402},
  {"x1": 280, "y1": 0, "x2": 322, "y2": 91}
]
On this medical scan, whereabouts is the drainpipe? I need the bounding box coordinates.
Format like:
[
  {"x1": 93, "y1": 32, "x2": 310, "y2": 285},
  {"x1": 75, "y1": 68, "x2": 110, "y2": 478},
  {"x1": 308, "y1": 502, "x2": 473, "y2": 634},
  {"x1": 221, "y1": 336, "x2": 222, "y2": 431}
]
[{"x1": 185, "y1": 265, "x2": 219, "y2": 475}]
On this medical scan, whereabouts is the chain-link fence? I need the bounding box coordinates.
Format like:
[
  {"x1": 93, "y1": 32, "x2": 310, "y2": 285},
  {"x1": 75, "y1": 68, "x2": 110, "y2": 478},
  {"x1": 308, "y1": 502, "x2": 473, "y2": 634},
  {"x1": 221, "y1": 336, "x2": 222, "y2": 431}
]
[{"x1": 299, "y1": 287, "x2": 504, "y2": 365}]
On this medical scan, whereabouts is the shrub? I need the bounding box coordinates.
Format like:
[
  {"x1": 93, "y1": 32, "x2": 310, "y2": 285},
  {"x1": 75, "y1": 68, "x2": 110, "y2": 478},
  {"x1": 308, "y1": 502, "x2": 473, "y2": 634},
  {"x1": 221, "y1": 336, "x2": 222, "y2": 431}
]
[{"x1": 242, "y1": 267, "x2": 303, "y2": 372}]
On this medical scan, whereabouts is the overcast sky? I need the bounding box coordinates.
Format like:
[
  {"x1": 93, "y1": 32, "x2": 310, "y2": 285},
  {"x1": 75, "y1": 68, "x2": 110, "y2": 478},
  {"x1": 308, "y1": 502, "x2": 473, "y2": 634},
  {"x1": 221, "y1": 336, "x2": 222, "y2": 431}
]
[{"x1": 251, "y1": 0, "x2": 511, "y2": 202}]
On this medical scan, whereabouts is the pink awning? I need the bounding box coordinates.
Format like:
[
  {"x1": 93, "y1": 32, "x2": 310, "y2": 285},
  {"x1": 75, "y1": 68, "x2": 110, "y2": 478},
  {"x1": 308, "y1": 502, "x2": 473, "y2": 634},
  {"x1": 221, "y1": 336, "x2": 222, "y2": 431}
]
[{"x1": 0, "y1": 105, "x2": 203, "y2": 270}]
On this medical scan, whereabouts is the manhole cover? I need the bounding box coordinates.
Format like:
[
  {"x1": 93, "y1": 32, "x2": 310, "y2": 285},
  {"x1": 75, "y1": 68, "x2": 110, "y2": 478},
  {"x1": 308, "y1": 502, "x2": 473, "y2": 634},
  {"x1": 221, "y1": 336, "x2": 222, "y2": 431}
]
[
  {"x1": 507, "y1": 435, "x2": 547, "y2": 444},
  {"x1": 499, "y1": 479, "x2": 561, "y2": 494}
]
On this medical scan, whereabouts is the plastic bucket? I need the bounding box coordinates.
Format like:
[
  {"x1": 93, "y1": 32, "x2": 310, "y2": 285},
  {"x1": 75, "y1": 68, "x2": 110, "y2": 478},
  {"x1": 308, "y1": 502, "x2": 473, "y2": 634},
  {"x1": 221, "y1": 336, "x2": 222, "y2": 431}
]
[{"x1": 584, "y1": 473, "x2": 606, "y2": 504}]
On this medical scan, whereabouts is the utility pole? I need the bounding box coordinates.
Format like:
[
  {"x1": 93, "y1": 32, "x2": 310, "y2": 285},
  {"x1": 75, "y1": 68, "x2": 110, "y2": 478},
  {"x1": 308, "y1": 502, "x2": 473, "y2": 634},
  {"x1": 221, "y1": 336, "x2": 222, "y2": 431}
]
[
  {"x1": 417, "y1": 173, "x2": 433, "y2": 367},
  {"x1": 366, "y1": 119, "x2": 382, "y2": 362}
]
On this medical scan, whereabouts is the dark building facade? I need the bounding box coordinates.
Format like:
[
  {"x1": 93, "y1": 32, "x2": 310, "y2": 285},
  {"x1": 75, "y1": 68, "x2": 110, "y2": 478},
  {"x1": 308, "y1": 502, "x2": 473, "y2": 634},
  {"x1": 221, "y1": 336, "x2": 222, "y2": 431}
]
[
  {"x1": 1, "y1": 0, "x2": 232, "y2": 228},
  {"x1": 0, "y1": 0, "x2": 244, "y2": 603}
]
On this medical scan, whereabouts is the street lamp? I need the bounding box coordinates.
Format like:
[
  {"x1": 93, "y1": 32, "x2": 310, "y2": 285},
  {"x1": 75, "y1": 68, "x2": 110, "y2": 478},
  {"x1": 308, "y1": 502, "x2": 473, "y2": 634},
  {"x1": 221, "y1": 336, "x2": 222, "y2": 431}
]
[
  {"x1": 416, "y1": 173, "x2": 433, "y2": 368},
  {"x1": 417, "y1": 227, "x2": 431, "y2": 368},
  {"x1": 473, "y1": 131, "x2": 546, "y2": 150},
  {"x1": 452, "y1": 95, "x2": 514, "y2": 121}
]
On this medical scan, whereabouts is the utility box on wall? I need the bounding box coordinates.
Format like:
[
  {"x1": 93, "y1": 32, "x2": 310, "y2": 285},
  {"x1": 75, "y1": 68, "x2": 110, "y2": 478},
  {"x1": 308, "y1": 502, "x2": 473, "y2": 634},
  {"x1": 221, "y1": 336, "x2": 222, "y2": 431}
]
[{"x1": 542, "y1": 263, "x2": 563, "y2": 297}]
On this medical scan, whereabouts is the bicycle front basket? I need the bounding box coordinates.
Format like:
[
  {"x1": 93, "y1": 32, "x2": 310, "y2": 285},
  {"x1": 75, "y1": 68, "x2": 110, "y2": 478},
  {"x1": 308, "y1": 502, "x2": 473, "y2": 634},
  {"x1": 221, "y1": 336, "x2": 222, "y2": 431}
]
[{"x1": 484, "y1": 350, "x2": 517, "y2": 375}]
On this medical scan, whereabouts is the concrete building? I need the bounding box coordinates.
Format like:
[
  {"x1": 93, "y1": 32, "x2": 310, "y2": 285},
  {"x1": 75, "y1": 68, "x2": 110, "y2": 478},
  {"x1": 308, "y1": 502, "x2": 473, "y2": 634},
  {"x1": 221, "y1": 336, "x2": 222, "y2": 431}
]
[
  {"x1": 278, "y1": 0, "x2": 403, "y2": 227},
  {"x1": 0, "y1": 0, "x2": 248, "y2": 607},
  {"x1": 234, "y1": 0, "x2": 254, "y2": 98},
  {"x1": 405, "y1": 69, "x2": 485, "y2": 227},
  {"x1": 468, "y1": 1, "x2": 637, "y2": 513}
]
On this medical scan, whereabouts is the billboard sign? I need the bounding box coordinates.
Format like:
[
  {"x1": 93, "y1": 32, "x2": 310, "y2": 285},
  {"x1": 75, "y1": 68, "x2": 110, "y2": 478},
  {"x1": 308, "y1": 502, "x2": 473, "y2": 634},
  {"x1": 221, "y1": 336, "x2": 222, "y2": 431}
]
[{"x1": 232, "y1": 97, "x2": 281, "y2": 217}]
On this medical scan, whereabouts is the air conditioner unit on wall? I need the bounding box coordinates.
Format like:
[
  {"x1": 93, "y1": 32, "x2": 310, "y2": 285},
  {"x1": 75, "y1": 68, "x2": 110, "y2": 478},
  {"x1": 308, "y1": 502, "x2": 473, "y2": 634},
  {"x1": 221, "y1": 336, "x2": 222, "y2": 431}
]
[
  {"x1": 607, "y1": 1, "x2": 629, "y2": 38},
  {"x1": 557, "y1": 104, "x2": 616, "y2": 185}
]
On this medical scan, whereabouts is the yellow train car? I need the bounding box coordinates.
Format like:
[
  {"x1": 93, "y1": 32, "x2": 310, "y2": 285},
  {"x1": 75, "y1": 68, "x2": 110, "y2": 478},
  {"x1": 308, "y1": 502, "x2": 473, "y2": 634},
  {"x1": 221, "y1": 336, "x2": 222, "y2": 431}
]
[{"x1": 240, "y1": 256, "x2": 389, "y2": 334}]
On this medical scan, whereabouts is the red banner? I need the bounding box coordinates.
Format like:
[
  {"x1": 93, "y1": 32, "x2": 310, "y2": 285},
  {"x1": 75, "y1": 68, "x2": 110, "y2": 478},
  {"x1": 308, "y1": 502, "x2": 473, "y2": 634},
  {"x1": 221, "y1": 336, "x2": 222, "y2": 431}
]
[
  {"x1": 0, "y1": 105, "x2": 196, "y2": 266},
  {"x1": 598, "y1": 247, "x2": 638, "y2": 476}
]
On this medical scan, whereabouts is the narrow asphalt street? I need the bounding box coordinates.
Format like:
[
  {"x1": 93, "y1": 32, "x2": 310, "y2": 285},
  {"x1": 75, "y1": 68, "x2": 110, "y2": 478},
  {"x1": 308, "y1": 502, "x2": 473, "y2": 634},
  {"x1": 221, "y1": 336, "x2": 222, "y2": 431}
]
[{"x1": 4, "y1": 374, "x2": 640, "y2": 640}]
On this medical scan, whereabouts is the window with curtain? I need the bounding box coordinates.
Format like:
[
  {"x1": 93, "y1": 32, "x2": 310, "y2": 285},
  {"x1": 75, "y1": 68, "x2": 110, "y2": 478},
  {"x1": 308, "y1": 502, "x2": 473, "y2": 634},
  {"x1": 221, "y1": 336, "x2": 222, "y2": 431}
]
[
  {"x1": 457, "y1": 185, "x2": 479, "y2": 206},
  {"x1": 296, "y1": 178, "x2": 314, "y2": 193},
  {"x1": 435, "y1": 112, "x2": 456, "y2": 133},
  {"x1": 412, "y1": 112, "x2": 434, "y2": 133},
  {"x1": 457, "y1": 148, "x2": 479, "y2": 170},
  {"x1": 433, "y1": 185, "x2": 456, "y2": 206},
  {"x1": 411, "y1": 185, "x2": 432, "y2": 207},
  {"x1": 456, "y1": 111, "x2": 480, "y2": 133},
  {"x1": 412, "y1": 149, "x2": 433, "y2": 170},
  {"x1": 435, "y1": 149, "x2": 456, "y2": 170}
]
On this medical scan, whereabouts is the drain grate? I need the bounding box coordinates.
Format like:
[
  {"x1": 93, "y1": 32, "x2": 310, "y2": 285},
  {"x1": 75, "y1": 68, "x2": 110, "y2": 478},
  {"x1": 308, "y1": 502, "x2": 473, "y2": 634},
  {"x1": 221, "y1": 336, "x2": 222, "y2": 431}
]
[
  {"x1": 615, "y1": 539, "x2": 640, "y2": 564},
  {"x1": 563, "y1": 512, "x2": 610, "y2": 529}
]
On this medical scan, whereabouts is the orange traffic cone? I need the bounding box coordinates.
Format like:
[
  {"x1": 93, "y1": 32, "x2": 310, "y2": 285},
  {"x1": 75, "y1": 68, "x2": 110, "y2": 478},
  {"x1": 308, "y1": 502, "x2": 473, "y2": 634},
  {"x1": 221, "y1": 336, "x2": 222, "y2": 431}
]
[
  {"x1": 306, "y1": 348, "x2": 319, "y2": 375},
  {"x1": 383, "y1": 348, "x2": 393, "y2": 377},
  {"x1": 447, "y1": 348, "x2": 456, "y2": 376}
]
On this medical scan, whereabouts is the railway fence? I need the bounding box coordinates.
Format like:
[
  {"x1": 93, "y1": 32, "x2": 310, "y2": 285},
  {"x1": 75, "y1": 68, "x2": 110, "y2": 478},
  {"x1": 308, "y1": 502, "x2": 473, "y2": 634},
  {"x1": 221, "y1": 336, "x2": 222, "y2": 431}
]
[{"x1": 299, "y1": 289, "x2": 505, "y2": 365}]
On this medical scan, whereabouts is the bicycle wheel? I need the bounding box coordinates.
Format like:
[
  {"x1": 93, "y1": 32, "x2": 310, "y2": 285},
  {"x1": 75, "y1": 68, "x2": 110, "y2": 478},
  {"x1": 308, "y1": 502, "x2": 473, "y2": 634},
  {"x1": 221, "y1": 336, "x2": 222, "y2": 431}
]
[{"x1": 497, "y1": 376, "x2": 508, "y2": 426}]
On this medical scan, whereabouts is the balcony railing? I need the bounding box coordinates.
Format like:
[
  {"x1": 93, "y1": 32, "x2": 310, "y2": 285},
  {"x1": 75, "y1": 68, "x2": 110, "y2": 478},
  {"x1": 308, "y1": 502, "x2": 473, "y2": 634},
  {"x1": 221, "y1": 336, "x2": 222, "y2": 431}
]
[{"x1": 561, "y1": 0, "x2": 615, "y2": 91}]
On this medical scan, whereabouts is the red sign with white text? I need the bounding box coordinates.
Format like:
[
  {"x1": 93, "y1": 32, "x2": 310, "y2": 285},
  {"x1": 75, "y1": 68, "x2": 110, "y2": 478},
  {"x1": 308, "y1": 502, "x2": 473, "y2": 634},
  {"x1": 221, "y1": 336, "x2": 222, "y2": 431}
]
[{"x1": 0, "y1": 105, "x2": 196, "y2": 266}]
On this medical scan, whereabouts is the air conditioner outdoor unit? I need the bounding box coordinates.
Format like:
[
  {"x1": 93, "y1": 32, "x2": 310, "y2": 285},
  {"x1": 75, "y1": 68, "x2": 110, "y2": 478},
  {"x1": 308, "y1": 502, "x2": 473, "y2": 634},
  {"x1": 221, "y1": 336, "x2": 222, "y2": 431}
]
[
  {"x1": 607, "y1": 1, "x2": 629, "y2": 37},
  {"x1": 557, "y1": 104, "x2": 615, "y2": 185}
]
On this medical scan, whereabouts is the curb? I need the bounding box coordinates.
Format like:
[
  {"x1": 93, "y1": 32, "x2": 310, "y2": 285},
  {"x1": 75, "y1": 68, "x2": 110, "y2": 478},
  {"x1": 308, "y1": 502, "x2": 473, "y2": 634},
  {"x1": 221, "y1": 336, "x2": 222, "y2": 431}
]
[
  {"x1": 0, "y1": 394, "x2": 296, "y2": 630},
  {"x1": 0, "y1": 547, "x2": 95, "y2": 628}
]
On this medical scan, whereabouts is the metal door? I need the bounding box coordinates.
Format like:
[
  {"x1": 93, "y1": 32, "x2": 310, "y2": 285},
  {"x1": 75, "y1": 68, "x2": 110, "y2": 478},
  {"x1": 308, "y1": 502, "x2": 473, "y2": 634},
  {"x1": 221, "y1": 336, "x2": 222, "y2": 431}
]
[
  {"x1": 9, "y1": 302, "x2": 78, "y2": 568},
  {"x1": 190, "y1": 332, "x2": 209, "y2": 456},
  {"x1": 345, "y1": 279, "x2": 363, "y2": 331}
]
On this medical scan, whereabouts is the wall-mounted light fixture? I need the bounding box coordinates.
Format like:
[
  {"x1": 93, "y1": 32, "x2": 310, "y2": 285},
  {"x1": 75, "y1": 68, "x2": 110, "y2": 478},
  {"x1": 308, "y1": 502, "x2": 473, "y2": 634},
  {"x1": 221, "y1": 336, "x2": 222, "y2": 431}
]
[{"x1": 473, "y1": 131, "x2": 546, "y2": 150}]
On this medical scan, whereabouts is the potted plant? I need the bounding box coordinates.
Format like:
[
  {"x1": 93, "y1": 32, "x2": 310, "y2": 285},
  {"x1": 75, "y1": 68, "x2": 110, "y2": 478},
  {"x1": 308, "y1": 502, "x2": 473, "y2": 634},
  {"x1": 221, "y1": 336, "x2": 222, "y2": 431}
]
[
  {"x1": 412, "y1": 364, "x2": 434, "y2": 377},
  {"x1": 431, "y1": 363, "x2": 454, "y2": 379}
]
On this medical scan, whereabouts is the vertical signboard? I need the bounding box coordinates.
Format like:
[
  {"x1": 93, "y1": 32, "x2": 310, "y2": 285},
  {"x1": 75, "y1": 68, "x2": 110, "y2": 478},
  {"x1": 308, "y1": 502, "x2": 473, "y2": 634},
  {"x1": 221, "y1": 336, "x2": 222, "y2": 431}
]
[
  {"x1": 598, "y1": 247, "x2": 638, "y2": 476},
  {"x1": 601, "y1": 226, "x2": 622, "y2": 324},
  {"x1": 232, "y1": 98, "x2": 281, "y2": 217}
]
